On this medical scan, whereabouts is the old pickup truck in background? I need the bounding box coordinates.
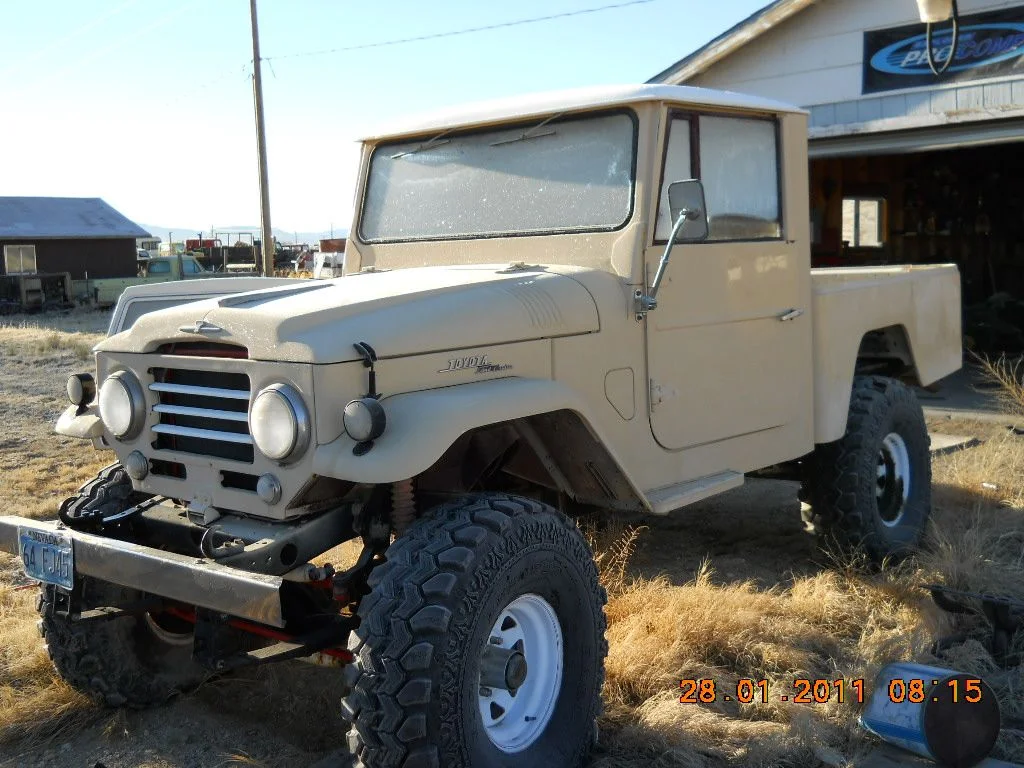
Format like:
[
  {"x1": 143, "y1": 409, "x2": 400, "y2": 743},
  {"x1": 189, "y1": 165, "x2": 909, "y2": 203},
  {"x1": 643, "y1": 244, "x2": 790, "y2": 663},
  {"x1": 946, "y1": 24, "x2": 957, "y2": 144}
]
[
  {"x1": 87, "y1": 254, "x2": 253, "y2": 307},
  {"x1": 3, "y1": 84, "x2": 961, "y2": 768}
]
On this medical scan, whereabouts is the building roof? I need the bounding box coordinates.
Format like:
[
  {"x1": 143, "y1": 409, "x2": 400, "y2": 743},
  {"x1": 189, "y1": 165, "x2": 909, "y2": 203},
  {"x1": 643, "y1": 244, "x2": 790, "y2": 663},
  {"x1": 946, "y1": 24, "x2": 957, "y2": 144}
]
[
  {"x1": 0, "y1": 197, "x2": 150, "y2": 240},
  {"x1": 360, "y1": 83, "x2": 804, "y2": 141},
  {"x1": 648, "y1": 0, "x2": 820, "y2": 84}
]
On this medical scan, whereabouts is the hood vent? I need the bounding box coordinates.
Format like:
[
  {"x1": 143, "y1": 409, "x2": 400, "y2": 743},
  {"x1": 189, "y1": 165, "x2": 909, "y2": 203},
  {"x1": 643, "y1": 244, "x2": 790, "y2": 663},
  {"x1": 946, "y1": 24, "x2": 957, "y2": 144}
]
[{"x1": 157, "y1": 342, "x2": 249, "y2": 359}]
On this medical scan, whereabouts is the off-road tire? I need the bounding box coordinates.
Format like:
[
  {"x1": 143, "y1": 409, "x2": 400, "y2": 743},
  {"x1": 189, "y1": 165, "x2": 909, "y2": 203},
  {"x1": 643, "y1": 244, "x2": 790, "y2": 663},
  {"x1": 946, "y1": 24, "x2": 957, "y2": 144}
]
[
  {"x1": 38, "y1": 578, "x2": 209, "y2": 708},
  {"x1": 59, "y1": 463, "x2": 146, "y2": 530},
  {"x1": 41, "y1": 467, "x2": 207, "y2": 707},
  {"x1": 805, "y1": 375, "x2": 931, "y2": 562},
  {"x1": 342, "y1": 493, "x2": 606, "y2": 768}
]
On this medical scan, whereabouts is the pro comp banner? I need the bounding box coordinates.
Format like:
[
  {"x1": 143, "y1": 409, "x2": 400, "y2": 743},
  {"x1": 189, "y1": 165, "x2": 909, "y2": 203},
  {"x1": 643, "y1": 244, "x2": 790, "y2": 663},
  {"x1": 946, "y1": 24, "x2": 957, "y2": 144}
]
[{"x1": 863, "y1": 7, "x2": 1024, "y2": 94}]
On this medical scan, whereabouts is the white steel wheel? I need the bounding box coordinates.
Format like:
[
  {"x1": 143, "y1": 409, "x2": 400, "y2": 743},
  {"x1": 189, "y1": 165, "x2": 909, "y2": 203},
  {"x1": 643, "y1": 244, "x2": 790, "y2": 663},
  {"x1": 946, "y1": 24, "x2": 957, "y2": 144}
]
[
  {"x1": 877, "y1": 432, "x2": 911, "y2": 526},
  {"x1": 478, "y1": 593, "x2": 564, "y2": 753}
]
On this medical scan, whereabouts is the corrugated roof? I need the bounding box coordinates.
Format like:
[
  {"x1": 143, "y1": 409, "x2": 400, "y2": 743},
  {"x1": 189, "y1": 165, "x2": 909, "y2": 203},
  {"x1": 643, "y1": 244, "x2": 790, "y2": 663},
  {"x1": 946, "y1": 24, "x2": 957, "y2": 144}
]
[
  {"x1": 648, "y1": 0, "x2": 820, "y2": 85},
  {"x1": 0, "y1": 197, "x2": 150, "y2": 240}
]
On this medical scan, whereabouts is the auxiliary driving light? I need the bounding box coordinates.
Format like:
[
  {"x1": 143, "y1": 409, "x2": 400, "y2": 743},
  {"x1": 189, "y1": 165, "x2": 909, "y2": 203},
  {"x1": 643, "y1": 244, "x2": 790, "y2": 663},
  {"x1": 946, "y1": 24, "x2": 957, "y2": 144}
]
[
  {"x1": 250, "y1": 383, "x2": 310, "y2": 463},
  {"x1": 343, "y1": 398, "x2": 386, "y2": 443},
  {"x1": 256, "y1": 474, "x2": 282, "y2": 505},
  {"x1": 98, "y1": 371, "x2": 145, "y2": 440},
  {"x1": 66, "y1": 373, "x2": 96, "y2": 408},
  {"x1": 124, "y1": 450, "x2": 149, "y2": 481}
]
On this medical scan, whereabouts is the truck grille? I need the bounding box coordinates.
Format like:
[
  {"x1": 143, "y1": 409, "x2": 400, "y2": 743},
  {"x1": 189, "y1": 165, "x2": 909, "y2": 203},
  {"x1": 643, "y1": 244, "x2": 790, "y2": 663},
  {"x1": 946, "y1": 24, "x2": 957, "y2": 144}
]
[{"x1": 150, "y1": 368, "x2": 253, "y2": 463}]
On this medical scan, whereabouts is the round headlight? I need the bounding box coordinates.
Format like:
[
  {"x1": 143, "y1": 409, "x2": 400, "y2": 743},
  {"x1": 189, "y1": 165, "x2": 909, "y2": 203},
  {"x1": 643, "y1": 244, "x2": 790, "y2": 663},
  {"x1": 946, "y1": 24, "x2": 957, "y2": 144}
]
[
  {"x1": 343, "y1": 398, "x2": 386, "y2": 442},
  {"x1": 66, "y1": 373, "x2": 96, "y2": 407},
  {"x1": 250, "y1": 384, "x2": 310, "y2": 462},
  {"x1": 98, "y1": 371, "x2": 144, "y2": 439}
]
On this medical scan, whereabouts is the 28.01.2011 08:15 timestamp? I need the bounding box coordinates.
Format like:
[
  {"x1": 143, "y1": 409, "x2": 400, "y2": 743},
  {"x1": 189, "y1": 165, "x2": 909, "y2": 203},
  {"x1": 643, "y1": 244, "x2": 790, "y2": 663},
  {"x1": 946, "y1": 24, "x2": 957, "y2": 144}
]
[{"x1": 679, "y1": 677, "x2": 987, "y2": 705}]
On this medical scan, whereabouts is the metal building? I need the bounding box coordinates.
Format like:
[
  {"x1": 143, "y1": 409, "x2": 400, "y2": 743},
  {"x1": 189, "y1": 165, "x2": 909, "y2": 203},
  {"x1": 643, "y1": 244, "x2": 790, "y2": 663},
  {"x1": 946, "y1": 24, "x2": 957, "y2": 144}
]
[
  {"x1": 652, "y1": 0, "x2": 1024, "y2": 352},
  {"x1": 0, "y1": 197, "x2": 150, "y2": 280}
]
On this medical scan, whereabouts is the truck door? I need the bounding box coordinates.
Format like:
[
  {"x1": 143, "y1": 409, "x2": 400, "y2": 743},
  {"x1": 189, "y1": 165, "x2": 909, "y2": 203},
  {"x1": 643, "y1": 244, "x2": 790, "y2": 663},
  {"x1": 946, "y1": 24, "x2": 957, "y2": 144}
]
[{"x1": 645, "y1": 112, "x2": 813, "y2": 465}]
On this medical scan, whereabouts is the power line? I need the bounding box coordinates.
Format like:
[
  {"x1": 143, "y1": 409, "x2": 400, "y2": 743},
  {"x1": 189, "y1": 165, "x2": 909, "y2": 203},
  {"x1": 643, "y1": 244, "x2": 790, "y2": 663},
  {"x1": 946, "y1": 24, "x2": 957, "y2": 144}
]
[{"x1": 262, "y1": 0, "x2": 657, "y2": 63}]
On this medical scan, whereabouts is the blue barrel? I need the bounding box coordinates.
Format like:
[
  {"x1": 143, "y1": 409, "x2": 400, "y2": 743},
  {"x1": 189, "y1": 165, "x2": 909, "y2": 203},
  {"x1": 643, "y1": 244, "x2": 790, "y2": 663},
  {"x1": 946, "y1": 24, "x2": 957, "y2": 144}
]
[{"x1": 860, "y1": 662, "x2": 1000, "y2": 767}]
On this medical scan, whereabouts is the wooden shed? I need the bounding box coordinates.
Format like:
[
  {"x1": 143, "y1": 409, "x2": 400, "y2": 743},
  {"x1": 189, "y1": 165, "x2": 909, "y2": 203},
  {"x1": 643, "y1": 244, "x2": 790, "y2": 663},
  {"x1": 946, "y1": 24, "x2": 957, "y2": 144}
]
[{"x1": 0, "y1": 197, "x2": 150, "y2": 280}]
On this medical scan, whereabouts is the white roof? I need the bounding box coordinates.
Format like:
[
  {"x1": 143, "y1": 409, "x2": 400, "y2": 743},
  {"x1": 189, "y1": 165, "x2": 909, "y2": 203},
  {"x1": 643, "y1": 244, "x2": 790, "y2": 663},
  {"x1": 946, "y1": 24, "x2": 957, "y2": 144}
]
[{"x1": 360, "y1": 84, "x2": 805, "y2": 141}]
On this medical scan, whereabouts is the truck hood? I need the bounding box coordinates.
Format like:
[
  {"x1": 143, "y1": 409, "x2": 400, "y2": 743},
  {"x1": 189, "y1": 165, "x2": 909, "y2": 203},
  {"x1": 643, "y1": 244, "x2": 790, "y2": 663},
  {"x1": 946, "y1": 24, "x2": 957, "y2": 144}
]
[{"x1": 97, "y1": 265, "x2": 600, "y2": 363}]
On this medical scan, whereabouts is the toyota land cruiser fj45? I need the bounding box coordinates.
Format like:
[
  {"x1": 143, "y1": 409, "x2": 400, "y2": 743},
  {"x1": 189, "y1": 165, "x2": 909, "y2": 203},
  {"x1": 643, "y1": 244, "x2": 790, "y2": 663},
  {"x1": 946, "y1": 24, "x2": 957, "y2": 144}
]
[{"x1": 1, "y1": 84, "x2": 962, "y2": 768}]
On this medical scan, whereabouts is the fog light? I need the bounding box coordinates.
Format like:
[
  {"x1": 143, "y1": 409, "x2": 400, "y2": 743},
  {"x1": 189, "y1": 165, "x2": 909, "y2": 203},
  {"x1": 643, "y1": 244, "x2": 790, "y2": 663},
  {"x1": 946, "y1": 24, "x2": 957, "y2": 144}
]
[
  {"x1": 343, "y1": 398, "x2": 386, "y2": 442},
  {"x1": 66, "y1": 373, "x2": 96, "y2": 407},
  {"x1": 124, "y1": 450, "x2": 149, "y2": 481},
  {"x1": 256, "y1": 474, "x2": 282, "y2": 505}
]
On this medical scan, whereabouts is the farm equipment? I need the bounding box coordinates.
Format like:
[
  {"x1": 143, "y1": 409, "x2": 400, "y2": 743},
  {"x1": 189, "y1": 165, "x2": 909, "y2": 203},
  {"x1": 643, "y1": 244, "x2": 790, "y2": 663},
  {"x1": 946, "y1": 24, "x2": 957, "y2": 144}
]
[{"x1": 0, "y1": 271, "x2": 74, "y2": 314}]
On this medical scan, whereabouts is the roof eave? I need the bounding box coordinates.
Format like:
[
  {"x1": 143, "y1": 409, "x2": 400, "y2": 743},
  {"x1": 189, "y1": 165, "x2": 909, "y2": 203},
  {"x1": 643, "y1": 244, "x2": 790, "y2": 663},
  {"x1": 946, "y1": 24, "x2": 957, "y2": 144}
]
[{"x1": 648, "y1": 0, "x2": 820, "y2": 84}]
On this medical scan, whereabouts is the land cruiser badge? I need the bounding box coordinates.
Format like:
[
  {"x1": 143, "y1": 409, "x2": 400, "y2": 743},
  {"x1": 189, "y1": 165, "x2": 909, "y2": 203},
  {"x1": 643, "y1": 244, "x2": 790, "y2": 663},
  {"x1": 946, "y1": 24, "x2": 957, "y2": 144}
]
[{"x1": 438, "y1": 354, "x2": 512, "y2": 374}]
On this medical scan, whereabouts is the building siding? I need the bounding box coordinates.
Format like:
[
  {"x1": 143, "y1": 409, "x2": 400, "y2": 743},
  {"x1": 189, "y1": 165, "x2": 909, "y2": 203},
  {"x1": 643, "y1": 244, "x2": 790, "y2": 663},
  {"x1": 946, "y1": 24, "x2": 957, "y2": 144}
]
[
  {"x1": 0, "y1": 238, "x2": 137, "y2": 279},
  {"x1": 686, "y1": 0, "x2": 1024, "y2": 133}
]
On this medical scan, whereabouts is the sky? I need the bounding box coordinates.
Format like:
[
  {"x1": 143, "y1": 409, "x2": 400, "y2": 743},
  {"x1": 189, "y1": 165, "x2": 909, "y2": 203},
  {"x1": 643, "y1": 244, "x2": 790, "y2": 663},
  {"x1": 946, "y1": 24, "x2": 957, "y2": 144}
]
[{"x1": 1, "y1": 0, "x2": 769, "y2": 235}]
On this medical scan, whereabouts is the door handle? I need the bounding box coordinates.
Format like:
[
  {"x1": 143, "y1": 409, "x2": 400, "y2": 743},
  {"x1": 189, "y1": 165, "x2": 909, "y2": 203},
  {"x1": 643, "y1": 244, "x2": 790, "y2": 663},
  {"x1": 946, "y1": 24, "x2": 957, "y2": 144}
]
[{"x1": 778, "y1": 308, "x2": 804, "y2": 322}]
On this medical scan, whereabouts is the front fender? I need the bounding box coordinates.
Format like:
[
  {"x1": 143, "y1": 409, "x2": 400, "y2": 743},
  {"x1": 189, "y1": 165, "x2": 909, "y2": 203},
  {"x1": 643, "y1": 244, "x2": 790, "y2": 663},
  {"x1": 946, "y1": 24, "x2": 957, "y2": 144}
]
[
  {"x1": 55, "y1": 404, "x2": 104, "y2": 440},
  {"x1": 312, "y1": 377, "x2": 619, "y2": 487}
]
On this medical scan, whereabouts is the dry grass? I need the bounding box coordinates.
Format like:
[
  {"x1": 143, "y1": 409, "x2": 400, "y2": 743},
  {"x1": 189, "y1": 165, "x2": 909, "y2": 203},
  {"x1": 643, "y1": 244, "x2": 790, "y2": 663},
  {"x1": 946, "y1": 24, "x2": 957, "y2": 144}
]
[
  {"x1": 586, "y1": 420, "x2": 1024, "y2": 766},
  {"x1": 974, "y1": 354, "x2": 1024, "y2": 416},
  {"x1": 0, "y1": 315, "x2": 1022, "y2": 764},
  {"x1": 0, "y1": 326, "x2": 100, "y2": 362},
  {"x1": 0, "y1": 578, "x2": 96, "y2": 747}
]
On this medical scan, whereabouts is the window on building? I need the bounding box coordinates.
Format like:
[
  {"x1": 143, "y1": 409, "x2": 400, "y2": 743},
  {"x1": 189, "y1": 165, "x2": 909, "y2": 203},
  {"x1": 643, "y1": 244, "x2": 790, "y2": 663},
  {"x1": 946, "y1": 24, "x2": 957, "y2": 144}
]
[
  {"x1": 3, "y1": 245, "x2": 37, "y2": 274},
  {"x1": 147, "y1": 260, "x2": 171, "y2": 275},
  {"x1": 655, "y1": 117, "x2": 692, "y2": 241},
  {"x1": 699, "y1": 116, "x2": 782, "y2": 241},
  {"x1": 842, "y1": 197, "x2": 885, "y2": 248}
]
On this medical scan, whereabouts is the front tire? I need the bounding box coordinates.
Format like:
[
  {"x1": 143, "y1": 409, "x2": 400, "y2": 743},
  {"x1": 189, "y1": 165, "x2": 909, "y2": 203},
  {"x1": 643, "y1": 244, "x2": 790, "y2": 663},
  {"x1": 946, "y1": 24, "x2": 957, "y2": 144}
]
[
  {"x1": 805, "y1": 375, "x2": 931, "y2": 563},
  {"x1": 342, "y1": 494, "x2": 606, "y2": 768},
  {"x1": 39, "y1": 579, "x2": 209, "y2": 708}
]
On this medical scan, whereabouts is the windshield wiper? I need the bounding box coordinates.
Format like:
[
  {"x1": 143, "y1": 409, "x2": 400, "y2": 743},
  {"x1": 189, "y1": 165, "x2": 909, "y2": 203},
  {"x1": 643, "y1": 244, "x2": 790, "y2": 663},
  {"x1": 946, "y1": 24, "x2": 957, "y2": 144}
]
[
  {"x1": 489, "y1": 113, "x2": 562, "y2": 147},
  {"x1": 391, "y1": 131, "x2": 452, "y2": 159}
]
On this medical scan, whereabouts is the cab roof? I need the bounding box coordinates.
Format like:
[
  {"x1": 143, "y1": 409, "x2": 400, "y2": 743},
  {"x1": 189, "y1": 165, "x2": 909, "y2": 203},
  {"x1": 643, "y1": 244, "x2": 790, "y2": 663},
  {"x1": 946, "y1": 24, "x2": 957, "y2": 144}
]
[{"x1": 359, "y1": 84, "x2": 806, "y2": 142}]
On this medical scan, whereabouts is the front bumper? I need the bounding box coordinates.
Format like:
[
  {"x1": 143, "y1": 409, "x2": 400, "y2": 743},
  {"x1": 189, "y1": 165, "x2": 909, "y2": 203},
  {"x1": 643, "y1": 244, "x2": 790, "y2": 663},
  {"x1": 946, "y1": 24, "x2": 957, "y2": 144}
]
[{"x1": 0, "y1": 516, "x2": 285, "y2": 627}]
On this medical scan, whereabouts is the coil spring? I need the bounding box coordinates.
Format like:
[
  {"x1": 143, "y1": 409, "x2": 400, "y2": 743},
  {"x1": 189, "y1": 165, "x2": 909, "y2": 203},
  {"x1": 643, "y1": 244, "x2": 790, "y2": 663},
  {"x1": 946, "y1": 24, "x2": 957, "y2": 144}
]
[{"x1": 391, "y1": 478, "x2": 416, "y2": 536}]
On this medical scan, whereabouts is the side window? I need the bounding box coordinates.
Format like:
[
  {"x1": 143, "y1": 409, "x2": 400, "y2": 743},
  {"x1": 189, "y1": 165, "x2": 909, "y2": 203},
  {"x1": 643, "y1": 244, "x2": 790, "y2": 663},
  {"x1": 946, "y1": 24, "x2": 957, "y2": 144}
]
[
  {"x1": 842, "y1": 197, "x2": 885, "y2": 248},
  {"x1": 183, "y1": 259, "x2": 200, "y2": 274},
  {"x1": 3, "y1": 244, "x2": 37, "y2": 274},
  {"x1": 148, "y1": 260, "x2": 171, "y2": 275},
  {"x1": 655, "y1": 118, "x2": 692, "y2": 241},
  {"x1": 699, "y1": 116, "x2": 781, "y2": 241}
]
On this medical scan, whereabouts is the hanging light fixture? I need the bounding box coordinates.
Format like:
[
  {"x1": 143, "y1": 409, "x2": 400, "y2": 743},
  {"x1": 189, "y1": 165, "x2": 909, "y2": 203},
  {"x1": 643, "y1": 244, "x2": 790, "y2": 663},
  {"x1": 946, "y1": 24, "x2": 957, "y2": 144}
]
[{"x1": 917, "y1": 0, "x2": 960, "y2": 75}]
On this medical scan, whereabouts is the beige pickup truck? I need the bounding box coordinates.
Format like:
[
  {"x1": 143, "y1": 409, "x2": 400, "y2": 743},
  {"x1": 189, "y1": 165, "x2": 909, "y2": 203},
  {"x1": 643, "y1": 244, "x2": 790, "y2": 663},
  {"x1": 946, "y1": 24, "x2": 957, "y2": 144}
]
[{"x1": 2, "y1": 85, "x2": 960, "y2": 768}]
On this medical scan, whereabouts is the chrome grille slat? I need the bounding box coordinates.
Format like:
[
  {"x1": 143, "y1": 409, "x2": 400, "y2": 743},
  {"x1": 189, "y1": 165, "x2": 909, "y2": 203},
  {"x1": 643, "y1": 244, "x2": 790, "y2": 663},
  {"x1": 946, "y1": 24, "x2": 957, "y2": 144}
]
[
  {"x1": 150, "y1": 382, "x2": 250, "y2": 400},
  {"x1": 153, "y1": 404, "x2": 249, "y2": 422},
  {"x1": 150, "y1": 368, "x2": 253, "y2": 463},
  {"x1": 152, "y1": 424, "x2": 254, "y2": 444}
]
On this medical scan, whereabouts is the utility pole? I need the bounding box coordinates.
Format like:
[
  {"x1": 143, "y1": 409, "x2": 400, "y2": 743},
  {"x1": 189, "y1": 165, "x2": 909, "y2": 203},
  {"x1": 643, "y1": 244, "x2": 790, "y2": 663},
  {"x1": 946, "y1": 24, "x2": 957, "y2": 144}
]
[{"x1": 249, "y1": 0, "x2": 274, "y2": 276}]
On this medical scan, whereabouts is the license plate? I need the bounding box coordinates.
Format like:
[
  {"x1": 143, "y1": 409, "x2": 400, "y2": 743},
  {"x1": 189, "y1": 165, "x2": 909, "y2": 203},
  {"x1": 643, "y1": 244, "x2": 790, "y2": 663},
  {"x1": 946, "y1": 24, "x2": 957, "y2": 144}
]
[{"x1": 18, "y1": 528, "x2": 74, "y2": 590}]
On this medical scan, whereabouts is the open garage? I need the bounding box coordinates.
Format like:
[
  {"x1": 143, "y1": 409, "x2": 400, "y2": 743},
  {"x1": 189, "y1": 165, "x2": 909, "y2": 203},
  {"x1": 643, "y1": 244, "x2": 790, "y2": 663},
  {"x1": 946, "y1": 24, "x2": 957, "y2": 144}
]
[{"x1": 652, "y1": 0, "x2": 1024, "y2": 354}]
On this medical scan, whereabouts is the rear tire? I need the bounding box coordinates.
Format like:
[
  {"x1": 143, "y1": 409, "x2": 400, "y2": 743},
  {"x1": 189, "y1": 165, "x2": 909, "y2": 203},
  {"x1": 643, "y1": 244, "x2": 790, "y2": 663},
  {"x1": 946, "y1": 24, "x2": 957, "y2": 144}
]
[
  {"x1": 804, "y1": 375, "x2": 931, "y2": 563},
  {"x1": 342, "y1": 493, "x2": 606, "y2": 768}
]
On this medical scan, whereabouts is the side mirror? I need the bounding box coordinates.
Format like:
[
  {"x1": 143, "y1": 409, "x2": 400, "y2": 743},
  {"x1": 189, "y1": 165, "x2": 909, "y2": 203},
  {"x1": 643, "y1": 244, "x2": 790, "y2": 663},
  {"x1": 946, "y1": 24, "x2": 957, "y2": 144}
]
[
  {"x1": 667, "y1": 179, "x2": 709, "y2": 243},
  {"x1": 636, "y1": 179, "x2": 710, "y2": 316}
]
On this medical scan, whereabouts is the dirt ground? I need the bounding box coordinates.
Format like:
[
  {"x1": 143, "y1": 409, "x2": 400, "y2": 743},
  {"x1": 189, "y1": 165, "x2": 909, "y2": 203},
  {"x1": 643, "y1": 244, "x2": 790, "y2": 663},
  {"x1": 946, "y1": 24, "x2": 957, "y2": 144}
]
[{"x1": 1, "y1": 309, "x2": 1022, "y2": 768}]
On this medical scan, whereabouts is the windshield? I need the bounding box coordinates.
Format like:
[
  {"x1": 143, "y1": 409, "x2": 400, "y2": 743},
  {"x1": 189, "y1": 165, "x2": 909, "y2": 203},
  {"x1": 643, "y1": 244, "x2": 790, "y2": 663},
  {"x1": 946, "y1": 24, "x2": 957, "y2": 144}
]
[{"x1": 359, "y1": 111, "x2": 636, "y2": 243}]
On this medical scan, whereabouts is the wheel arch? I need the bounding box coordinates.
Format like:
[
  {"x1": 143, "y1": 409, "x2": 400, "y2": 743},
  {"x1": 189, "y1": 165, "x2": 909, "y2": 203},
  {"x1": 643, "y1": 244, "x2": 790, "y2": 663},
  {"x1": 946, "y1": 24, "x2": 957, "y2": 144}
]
[
  {"x1": 311, "y1": 377, "x2": 647, "y2": 512},
  {"x1": 815, "y1": 323, "x2": 927, "y2": 444}
]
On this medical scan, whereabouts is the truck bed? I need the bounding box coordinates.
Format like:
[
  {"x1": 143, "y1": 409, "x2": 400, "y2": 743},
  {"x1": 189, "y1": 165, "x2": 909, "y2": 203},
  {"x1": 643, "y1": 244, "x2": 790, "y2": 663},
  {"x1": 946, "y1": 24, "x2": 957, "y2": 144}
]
[{"x1": 810, "y1": 264, "x2": 962, "y2": 443}]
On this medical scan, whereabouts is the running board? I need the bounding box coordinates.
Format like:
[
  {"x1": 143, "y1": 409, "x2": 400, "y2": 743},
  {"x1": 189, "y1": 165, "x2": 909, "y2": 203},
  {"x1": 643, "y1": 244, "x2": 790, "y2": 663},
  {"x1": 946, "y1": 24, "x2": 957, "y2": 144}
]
[{"x1": 646, "y1": 471, "x2": 744, "y2": 516}]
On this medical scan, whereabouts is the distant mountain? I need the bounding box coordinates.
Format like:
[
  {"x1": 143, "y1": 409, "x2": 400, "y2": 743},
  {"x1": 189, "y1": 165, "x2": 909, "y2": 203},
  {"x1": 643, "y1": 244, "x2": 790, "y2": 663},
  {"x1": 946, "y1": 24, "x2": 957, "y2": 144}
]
[{"x1": 140, "y1": 223, "x2": 349, "y2": 246}]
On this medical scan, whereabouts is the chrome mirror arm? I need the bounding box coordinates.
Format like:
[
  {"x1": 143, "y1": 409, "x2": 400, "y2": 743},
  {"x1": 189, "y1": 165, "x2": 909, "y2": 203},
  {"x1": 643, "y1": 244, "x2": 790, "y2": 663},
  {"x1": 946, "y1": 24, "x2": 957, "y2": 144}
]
[{"x1": 635, "y1": 209, "x2": 692, "y2": 317}]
